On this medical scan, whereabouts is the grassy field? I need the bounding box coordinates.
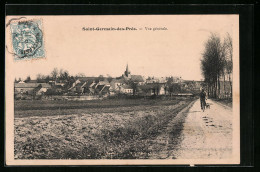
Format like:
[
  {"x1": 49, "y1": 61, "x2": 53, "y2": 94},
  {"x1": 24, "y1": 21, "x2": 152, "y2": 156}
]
[{"x1": 14, "y1": 97, "x2": 195, "y2": 159}]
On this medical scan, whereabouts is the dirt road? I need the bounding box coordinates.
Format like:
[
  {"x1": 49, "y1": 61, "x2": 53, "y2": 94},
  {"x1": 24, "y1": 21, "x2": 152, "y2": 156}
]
[
  {"x1": 148, "y1": 98, "x2": 232, "y2": 159},
  {"x1": 172, "y1": 98, "x2": 233, "y2": 159}
]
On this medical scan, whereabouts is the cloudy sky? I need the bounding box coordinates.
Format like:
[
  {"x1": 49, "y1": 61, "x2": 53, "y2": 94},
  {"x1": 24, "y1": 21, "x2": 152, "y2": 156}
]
[{"x1": 6, "y1": 15, "x2": 238, "y2": 81}]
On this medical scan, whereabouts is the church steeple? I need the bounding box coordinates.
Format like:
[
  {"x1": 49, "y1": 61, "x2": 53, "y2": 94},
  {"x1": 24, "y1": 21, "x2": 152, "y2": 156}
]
[
  {"x1": 126, "y1": 63, "x2": 129, "y2": 74},
  {"x1": 124, "y1": 63, "x2": 131, "y2": 77}
]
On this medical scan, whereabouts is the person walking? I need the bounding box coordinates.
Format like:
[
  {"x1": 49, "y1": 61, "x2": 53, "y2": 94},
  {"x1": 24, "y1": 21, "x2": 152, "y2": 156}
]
[{"x1": 200, "y1": 88, "x2": 207, "y2": 111}]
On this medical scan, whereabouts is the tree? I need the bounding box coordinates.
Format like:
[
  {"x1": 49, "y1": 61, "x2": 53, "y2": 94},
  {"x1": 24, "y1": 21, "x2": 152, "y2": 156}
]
[
  {"x1": 201, "y1": 33, "x2": 225, "y2": 98},
  {"x1": 59, "y1": 69, "x2": 70, "y2": 81},
  {"x1": 169, "y1": 83, "x2": 181, "y2": 94},
  {"x1": 223, "y1": 33, "x2": 233, "y2": 98},
  {"x1": 98, "y1": 75, "x2": 104, "y2": 81},
  {"x1": 166, "y1": 77, "x2": 174, "y2": 85},
  {"x1": 51, "y1": 68, "x2": 59, "y2": 81},
  {"x1": 36, "y1": 74, "x2": 45, "y2": 82},
  {"x1": 107, "y1": 76, "x2": 113, "y2": 83},
  {"x1": 45, "y1": 75, "x2": 51, "y2": 83},
  {"x1": 128, "y1": 80, "x2": 138, "y2": 96},
  {"x1": 59, "y1": 69, "x2": 64, "y2": 79},
  {"x1": 24, "y1": 76, "x2": 31, "y2": 83},
  {"x1": 63, "y1": 71, "x2": 70, "y2": 81}
]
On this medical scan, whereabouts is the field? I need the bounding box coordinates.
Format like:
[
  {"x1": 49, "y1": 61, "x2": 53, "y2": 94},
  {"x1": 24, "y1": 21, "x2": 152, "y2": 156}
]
[{"x1": 14, "y1": 97, "x2": 195, "y2": 159}]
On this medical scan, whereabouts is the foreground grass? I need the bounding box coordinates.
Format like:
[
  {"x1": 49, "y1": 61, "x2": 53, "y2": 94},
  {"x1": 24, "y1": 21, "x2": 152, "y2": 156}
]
[{"x1": 14, "y1": 98, "x2": 195, "y2": 159}]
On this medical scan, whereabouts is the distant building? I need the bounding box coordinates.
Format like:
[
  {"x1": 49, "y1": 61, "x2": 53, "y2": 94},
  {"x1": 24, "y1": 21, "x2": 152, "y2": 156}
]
[
  {"x1": 14, "y1": 83, "x2": 51, "y2": 95},
  {"x1": 69, "y1": 77, "x2": 111, "y2": 95},
  {"x1": 109, "y1": 78, "x2": 126, "y2": 93},
  {"x1": 120, "y1": 85, "x2": 133, "y2": 94},
  {"x1": 139, "y1": 83, "x2": 166, "y2": 96},
  {"x1": 122, "y1": 64, "x2": 145, "y2": 84},
  {"x1": 146, "y1": 77, "x2": 167, "y2": 84}
]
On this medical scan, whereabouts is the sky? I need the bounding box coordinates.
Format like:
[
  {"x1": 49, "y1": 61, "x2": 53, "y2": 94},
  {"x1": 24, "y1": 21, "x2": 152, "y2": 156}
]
[{"x1": 6, "y1": 15, "x2": 238, "y2": 81}]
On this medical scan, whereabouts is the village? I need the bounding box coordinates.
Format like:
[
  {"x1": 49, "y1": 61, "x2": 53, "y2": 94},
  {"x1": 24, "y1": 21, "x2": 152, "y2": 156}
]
[{"x1": 14, "y1": 64, "x2": 204, "y2": 100}]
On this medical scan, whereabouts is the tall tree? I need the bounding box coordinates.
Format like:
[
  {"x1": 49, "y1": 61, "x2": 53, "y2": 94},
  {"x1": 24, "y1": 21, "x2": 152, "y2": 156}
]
[
  {"x1": 223, "y1": 33, "x2": 233, "y2": 98},
  {"x1": 59, "y1": 69, "x2": 70, "y2": 81},
  {"x1": 201, "y1": 33, "x2": 225, "y2": 98},
  {"x1": 51, "y1": 68, "x2": 59, "y2": 81},
  {"x1": 36, "y1": 74, "x2": 45, "y2": 82}
]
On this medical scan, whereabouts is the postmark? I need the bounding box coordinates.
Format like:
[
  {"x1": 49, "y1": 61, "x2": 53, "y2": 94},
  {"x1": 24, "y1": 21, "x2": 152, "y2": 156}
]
[{"x1": 10, "y1": 20, "x2": 45, "y2": 60}]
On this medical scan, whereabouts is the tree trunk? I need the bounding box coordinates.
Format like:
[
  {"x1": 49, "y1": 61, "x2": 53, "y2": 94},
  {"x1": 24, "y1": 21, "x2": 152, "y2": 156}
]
[
  {"x1": 229, "y1": 74, "x2": 232, "y2": 98},
  {"x1": 207, "y1": 84, "x2": 209, "y2": 97},
  {"x1": 223, "y1": 74, "x2": 226, "y2": 98},
  {"x1": 218, "y1": 75, "x2": 221, "y2": 98},
  {"x1": 214, "y1": 80, "x2": 216, "y2": 98}
]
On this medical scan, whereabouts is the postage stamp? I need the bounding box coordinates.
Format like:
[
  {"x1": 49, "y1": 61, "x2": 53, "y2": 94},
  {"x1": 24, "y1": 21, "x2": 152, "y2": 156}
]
[{"x1": 10, "y1": 20, "x2": 45, "y2": 60}]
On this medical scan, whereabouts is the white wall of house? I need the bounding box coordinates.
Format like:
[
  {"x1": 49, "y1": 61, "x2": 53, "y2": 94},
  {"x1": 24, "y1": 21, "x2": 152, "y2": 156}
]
[
  {"x1": 158, "y1": 87, "x2": 165, "y2": 95},
  {"x1": 121, "y1": 88, "x2": 133, "y2": 94},
  {"x1": 39, "y1": 88, "x2": 49, "y2": 93}
]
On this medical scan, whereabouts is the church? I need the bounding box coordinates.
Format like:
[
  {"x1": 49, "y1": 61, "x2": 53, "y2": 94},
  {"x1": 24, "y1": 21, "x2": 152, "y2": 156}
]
[
  {"x1": 122, "y1": 64, "x2": 145, "y2": 84},
  {"x1": 122, "y1": 63, "x2": 131, "y2": 79}
]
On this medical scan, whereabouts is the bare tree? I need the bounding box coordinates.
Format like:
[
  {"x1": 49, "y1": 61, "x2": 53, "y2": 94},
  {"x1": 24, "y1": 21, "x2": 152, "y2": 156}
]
[
  {"x1": 59, "y1": 69, "x2": 70, "y2": 81},
  {"x1": 36, "y1": 74, "x2": 45, "y2": 82},
  {"x1": 51, "y1": 68, "x2": 59, "y2": 81}
]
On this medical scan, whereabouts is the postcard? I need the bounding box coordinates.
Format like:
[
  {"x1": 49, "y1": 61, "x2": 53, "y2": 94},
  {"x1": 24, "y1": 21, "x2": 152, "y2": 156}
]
[{"x1": 5, "y1": 15, "x2": 239, "y2": 165}]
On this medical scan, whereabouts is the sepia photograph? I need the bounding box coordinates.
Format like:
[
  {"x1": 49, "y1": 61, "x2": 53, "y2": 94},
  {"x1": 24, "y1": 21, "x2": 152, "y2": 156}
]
[{"x1": 5, "y1": 15, "x2": 239, "y2": 165}]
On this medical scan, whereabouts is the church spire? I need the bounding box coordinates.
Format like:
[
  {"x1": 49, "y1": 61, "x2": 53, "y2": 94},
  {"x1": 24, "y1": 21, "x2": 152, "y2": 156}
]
[
  {"x1": 124, "y1": 63, "x2": 131, "y2": 77},
  {"x1": 126, "y1": 63, "x2": 129, "y2": 74}
]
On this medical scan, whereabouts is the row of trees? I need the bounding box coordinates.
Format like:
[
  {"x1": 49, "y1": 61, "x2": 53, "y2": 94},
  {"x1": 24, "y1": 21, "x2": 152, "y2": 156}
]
[{"x1": 201, "y1": 33, "x2": 233, "y2": 99}]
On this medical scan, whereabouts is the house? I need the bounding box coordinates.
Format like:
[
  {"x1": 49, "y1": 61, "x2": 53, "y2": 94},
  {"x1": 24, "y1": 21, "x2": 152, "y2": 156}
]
[
  {"x1": 37, "y1": 83, "x2": 52, "y2": 93},
  {"x1": 183, "y1": 80, "x2": 203, "y2": 92},
  {"x1": 69, "y1": 77, "x2": 93, "y2": 94},
  {"x1": 109, "y1": 78, "x2": 126, "y2": 93},
  {"x1": 146, "y1": 77, "x2": 167, "y2": 84},
  {"x1": 25, "y1": 80, "x2": 37, "y2": 83},
  {"x1": 95, "y1": 84, "x2": 110, "y2": 95},
  {"x1": 55, "y1": 79, "x2": 67, "y2": 87},
  {"x1": 14, "y1": 83, "x2": 51, "y2": 95},
  {"x1": 82, "y1": 80, "x2": 96, "y2": 95},
  {"x1": 131, "y1": 75, "x2": 145, "y2": 85},
  {"x1": 69, "y1": 77, "x2": 111, "y2": 95},
  {"x1": 69, "y1": 82, "x2": 86, "y2": 94},
  {"x1": 139, "y1": 83, "x2": 166, "y2": 96},
  {"x1": 94, "y1": 80, "x2": 111, "y2": 95},
  {"x1": 120, "y1": 85, "x2": 133, "y2": 94}
]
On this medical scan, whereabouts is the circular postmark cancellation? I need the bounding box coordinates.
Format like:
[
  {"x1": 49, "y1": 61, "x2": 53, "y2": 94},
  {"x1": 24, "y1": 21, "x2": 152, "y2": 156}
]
[{"x1": 10, "y1": 20, "x2": 45, "y2": 60}]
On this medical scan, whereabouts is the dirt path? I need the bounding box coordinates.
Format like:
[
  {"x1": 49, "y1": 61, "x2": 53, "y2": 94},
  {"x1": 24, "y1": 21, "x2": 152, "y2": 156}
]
[
  {"x1": 172, "y1": 99, "x2": 233, "y2": 159},
  {"x1": 147, "y1": 98, "x2": 232, "y2": 159}
]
